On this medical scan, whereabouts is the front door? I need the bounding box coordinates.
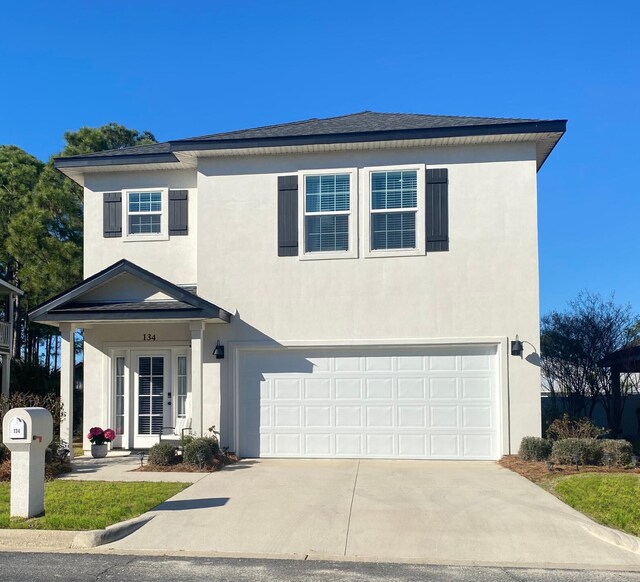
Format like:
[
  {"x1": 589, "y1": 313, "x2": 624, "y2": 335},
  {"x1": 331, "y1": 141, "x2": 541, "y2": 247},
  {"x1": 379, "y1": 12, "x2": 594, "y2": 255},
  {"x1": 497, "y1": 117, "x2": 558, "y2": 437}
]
[{"x1": 132, "y1": 351, "x2": 171, "y2": 448}]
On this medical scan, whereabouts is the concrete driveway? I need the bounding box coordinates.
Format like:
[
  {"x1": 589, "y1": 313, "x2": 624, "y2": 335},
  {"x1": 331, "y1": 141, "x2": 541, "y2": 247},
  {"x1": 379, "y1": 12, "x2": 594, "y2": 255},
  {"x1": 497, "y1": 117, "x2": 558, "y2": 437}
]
[{"x1": 106, "y1": 460, "x2": 640, "y2": 568}]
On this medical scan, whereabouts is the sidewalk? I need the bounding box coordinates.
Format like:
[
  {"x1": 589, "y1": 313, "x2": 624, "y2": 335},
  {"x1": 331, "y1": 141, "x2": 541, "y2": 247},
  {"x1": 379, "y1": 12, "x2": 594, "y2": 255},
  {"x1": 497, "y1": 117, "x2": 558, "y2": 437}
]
[{"x1": 59, "y1": 452, "x2": 206, "y2": 483}]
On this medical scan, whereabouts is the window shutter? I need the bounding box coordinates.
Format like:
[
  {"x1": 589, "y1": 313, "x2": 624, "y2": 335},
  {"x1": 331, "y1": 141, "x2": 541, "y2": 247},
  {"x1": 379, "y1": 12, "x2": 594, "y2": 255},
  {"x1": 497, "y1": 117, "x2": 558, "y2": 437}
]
[
  {"x1": 103, "y1": 192, "x2": 122, "y2": 238},
  {"x1": 426, "y1": 168, "x2": 449, "y2": 252},
  {"x1": 169, "y1": 189, "x2": 189, "y2": 236},
  {"x1": 278, "y1": 176, "x2": 298, "y2": 256}
]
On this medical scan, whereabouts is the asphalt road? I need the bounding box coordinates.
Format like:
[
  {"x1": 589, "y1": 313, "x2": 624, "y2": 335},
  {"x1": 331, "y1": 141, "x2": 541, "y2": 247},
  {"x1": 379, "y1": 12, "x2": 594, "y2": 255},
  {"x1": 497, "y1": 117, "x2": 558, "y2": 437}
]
[{"x1": 1, "y1": 553, "x2": 640, "y2": 582}]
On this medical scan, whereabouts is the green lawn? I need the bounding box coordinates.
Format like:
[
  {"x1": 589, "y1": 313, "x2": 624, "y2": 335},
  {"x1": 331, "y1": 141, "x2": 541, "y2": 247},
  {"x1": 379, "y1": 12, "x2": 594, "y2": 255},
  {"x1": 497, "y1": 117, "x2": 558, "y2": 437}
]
[
  {"x1": 552, "y1": 474, "x2": 640, "y2": 536},
  {"x1": 0, "y1": 481, "x2": 189, "y2": 530}
]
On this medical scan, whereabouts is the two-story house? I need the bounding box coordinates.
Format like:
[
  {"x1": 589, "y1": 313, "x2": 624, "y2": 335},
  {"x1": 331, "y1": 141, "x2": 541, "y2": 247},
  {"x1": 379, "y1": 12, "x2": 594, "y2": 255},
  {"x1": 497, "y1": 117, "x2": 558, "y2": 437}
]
[
  {"x1": 30, "y1": 112, "x2": 566, "y2": 459},
  {"x1": 1, "y1": 277, "x2": 22, "y2": 398}
]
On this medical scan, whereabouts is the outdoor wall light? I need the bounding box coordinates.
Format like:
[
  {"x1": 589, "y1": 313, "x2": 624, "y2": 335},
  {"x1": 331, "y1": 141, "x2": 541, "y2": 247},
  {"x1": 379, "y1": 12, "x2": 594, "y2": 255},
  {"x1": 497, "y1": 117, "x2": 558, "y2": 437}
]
[
  {"x1": 213, "y1": 340, "x2": 225, "y2": 360},
  {"x1": 510, "y1": 335, "x2": 524, "y2": 357}
]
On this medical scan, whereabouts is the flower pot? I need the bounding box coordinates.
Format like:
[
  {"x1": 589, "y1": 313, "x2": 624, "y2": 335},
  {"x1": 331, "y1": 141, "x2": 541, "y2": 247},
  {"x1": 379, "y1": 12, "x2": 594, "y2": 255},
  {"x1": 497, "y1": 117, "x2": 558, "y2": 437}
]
[{"x1": 91, "y1": 444, "x2": 109, "y2": 459}]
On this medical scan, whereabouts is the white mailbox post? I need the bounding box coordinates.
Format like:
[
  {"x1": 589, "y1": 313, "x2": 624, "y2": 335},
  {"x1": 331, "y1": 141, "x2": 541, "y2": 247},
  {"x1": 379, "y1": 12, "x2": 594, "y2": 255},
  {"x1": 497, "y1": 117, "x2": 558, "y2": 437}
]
[{"x1": 2, "y1": 407, "x2": 53, "y2": 518}]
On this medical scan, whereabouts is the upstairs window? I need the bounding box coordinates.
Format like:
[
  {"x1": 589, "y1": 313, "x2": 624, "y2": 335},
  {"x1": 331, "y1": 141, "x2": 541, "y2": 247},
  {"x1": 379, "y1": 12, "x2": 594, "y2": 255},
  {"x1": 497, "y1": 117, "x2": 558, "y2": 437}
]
[
  {"x1": 128, "y1": 192, "x2": 162, "y2": 234},
  {"x1": 300, "y1": 171, "x2": 357, "y2": 259},
  {"x1": 370, "y1": 170, "x2": 418, "y2": 250}
]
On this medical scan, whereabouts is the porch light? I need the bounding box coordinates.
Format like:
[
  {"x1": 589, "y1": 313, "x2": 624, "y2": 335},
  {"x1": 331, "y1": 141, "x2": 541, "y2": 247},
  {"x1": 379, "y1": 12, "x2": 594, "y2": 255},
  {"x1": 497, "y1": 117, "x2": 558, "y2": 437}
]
[
  {"x1": 213, "y1": 340, "x2": 225, "y2": 360},
  {"x1": 510, "y1": 335, "x2": 524, "y2": 357}
]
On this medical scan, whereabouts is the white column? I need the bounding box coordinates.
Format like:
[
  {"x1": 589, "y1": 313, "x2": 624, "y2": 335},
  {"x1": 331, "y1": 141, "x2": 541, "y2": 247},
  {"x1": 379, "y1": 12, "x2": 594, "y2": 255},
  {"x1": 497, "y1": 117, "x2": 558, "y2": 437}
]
[
  {"x1": 59, "y1": 323, "x2": 76, "y2": 460},
  {"x1": 190, "y1": 321, "x2": 204, "y2": 436},
  {"x1": 1, "y1": 354, "x2": 9, "y2": 399}
]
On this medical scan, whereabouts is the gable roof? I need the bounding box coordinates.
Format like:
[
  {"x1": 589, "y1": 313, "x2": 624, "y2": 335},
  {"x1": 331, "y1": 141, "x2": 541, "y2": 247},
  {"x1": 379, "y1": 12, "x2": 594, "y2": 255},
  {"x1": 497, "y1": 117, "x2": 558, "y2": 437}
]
[
  {"x1": 29, "y1": 260, "x2": 231, "y2": 324},
  {"x1": 0, "y1": 278, "x2": 23, "y2": 297},
  {"x1": 53, "y1": 111, "x2": 567, "y2": 176}
]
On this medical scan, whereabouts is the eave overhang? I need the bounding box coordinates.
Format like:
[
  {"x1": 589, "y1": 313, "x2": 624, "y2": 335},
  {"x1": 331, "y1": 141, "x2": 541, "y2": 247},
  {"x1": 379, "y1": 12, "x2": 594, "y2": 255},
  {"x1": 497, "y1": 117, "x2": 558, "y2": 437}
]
[{"x1": 53, "y1": 119, "x2": 567, "y2": 184}]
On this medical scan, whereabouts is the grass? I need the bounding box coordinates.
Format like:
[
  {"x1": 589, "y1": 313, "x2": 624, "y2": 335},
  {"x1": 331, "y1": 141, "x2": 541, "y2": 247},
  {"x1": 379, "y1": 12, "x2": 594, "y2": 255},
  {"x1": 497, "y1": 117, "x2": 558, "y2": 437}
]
[
  {"x1": 551, "y1": 473, "x2": 640, "y2": 537},
  {"x1": 0, "y1": 480, "x2": 188, "y2": 530}
]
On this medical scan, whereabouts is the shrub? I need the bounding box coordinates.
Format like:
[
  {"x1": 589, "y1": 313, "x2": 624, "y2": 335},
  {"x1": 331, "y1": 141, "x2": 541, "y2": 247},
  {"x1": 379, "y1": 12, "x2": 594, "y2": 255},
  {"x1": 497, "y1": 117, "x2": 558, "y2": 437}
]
[
  {"x1": 148, "y1": 442, "x2": 179, "y2": 466},
  {"x1": 601, "y1": 439, "x2": 634, "y2": 467},
  {"x1": 0, "y1": 392, "x2": 65, "y2": 440},
  {"x1": 546, "y1": 414, "x2": 606, "y2": 441},
  {"x1": 0, "y1": 443, "x2": 9, "y2": 464},
  {"x1": 518, "y1": 437, "x2": 552, "y2": 461},
  {"x1": 183, "y1": 438, "x2": 215, "y2": 468},
  {"x1": 551, "y1": 438, "x2": 604, "y2": 466}
]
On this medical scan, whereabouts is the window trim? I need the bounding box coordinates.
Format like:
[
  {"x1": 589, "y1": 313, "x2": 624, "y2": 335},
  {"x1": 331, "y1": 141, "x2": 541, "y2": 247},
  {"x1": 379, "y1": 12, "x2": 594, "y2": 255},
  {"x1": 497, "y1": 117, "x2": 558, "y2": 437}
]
[
  {"x1": 297, "y1": 168, "x2": 358, "y2": 260},
  {"x1": 362, "y1": 164, "x2": 426, "y2": 258},
  {"x1": 123, "y1": 187, "x2": 170, "y2": 242}
]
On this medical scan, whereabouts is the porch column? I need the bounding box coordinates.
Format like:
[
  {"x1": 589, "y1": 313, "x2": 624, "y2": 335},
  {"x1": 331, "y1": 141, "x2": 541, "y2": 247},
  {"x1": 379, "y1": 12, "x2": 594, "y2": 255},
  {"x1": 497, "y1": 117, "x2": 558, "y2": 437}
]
[
  {"x1": 190, "y1": 321, "x2": 204, "y2": 436},
  {"x1": 59, "y1": 323, "x2": 76, "y2": 460},
  {"x1": 1, "y1": 354, "x2": 9, "y2": 398}
]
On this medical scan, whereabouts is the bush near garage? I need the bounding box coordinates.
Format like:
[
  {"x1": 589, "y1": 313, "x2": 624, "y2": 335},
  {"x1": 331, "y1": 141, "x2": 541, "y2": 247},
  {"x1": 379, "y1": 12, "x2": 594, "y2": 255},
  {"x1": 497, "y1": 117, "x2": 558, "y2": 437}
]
[
  {"x1": 518, "y1": 437, "x2": 552, "y2": 461},
  {"x1": 183, "y1": 438, "x2": 216, "y2": 468},
  {"x1": 551, "y1": 438, "x2": 604, "y2": 466},
  {"x1": 600, "y1": 439, "x2": 634, "y2": 467},
  {"x1": 546, "y1": 414, "x2": 607, "y2": 441}
]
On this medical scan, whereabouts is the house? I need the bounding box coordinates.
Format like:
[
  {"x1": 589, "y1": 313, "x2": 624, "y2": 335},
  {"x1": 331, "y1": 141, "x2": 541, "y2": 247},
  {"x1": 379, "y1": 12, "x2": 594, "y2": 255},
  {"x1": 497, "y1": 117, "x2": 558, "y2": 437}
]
[
  {"x1": 30, "y1": 111, "x2": 566, "y2": 459},
  {"x1": 0, "y1": 277, "x2": 23, "y2": 397}
]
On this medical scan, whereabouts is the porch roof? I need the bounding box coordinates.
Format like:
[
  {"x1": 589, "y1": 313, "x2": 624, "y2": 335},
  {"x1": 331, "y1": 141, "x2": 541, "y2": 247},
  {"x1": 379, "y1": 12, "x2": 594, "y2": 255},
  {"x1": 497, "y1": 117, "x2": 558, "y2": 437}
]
[
  {"x1": 600, "y1": 341, "x2": 640, "y2": 373},
  {"x1": 28, "y1": 259, "x2": 231, "y2": 324},
  {"x1": 0, "y1": 277, "x2": 23, "y2": 297}
]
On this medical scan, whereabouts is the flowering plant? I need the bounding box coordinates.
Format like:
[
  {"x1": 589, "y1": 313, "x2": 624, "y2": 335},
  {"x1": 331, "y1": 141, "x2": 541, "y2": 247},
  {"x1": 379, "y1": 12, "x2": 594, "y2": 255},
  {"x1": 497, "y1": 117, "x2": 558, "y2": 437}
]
[{"x1": 87, "y1": 427, "x2": 116, "y2": 445}]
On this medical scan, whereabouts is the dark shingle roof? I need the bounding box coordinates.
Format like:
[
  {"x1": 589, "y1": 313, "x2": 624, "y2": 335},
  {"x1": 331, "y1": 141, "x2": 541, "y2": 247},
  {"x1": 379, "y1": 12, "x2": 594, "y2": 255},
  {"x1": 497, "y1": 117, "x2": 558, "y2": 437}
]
[
  {"x1": 181, "y1": 111, "x2": 544, "y2": 142},
  {"x1": 54, "y1": 111, "x2": 566, "y2": 170}
]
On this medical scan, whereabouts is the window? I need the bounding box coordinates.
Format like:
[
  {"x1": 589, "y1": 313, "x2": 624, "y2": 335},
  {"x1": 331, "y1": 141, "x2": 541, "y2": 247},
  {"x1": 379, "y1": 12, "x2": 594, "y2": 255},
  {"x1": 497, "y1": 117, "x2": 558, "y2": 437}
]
[
  {"x1": 124, "y1": 189, "x2": 169, "y2": 241},
  {"x1": 299, "y1": 170, "x2": 357, "y2": 259},
  {"x1": 176, "y1": 355, "x2": 188, "y2": 418},
  {"x1": 114, "y1": 357, "x2": 126, "y2": 436},
  {"x1": 365, "y1": 166, "x2": 425, "y2": 257},
  {"x1": 370, "y1": 170, "x2": 418, "y2": 250},
  {"x1": 128, "y1": 192, "x2": 162, "y2": 234}
]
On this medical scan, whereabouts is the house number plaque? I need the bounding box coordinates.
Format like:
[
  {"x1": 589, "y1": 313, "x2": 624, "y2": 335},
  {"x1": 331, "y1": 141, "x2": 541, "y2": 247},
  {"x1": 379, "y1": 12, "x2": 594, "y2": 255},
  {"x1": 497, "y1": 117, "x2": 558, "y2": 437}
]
[
  {"x1": 142, "y1": 334, "x2": 156, "y2": 341},
  {"x1": 9, "y1": 417, "x2": 27, "y2": 440}
]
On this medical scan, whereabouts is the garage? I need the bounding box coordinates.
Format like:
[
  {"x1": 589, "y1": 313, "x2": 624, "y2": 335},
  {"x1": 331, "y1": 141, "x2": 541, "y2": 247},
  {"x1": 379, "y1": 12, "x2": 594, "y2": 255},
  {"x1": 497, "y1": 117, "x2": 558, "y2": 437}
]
[{"x1": 237, "y1": 345, "x2": 501, "y2": 460}]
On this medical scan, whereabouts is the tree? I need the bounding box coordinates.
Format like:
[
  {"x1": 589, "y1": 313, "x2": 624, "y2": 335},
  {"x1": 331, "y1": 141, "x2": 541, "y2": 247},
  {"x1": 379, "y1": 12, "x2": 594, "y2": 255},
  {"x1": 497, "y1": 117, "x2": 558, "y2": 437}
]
[
  {"x1": 1, "y1": 123, "x2": 156, "y2": 376},
  {"x1": 541, "y1": 292, "x2": 640, "y2": 433}
]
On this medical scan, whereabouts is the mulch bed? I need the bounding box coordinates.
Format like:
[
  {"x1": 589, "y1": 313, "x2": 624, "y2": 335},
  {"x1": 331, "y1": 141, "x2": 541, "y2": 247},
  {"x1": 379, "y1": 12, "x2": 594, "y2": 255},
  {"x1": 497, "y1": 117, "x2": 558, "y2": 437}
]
[
  {"x1": 499, "y1": 455, "x2": 640, "y2": 483},
  {"x1": 136, "y1": 453, "x2": 240, "y2": 473}
]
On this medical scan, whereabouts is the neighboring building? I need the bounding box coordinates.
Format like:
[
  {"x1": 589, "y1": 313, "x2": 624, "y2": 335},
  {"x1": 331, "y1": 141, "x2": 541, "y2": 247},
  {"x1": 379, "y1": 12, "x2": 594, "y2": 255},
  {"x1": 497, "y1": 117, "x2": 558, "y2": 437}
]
[
  {"x1": 0, "y1": 278, "x2": 23, "y2": 397},
  {"x1": 30, "y1": 111, "x2": 566, "y2": 459}
]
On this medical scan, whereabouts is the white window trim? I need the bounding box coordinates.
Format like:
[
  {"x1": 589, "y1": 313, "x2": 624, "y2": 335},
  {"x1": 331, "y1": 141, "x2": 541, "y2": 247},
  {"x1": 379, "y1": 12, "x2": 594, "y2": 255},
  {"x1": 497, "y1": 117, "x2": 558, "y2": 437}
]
[
  {"x1": 123, "y1": 187, "x2": 170, "y2": 242},
  {"x1": 362, "y1": 164, "x2": 426, "y2": 258},
  {"x1": 298, "y1": 168, "x2": 358, "y2": 260},
  {"x1": 174, "y1": 350, "x2": 191, "y2": 422}
]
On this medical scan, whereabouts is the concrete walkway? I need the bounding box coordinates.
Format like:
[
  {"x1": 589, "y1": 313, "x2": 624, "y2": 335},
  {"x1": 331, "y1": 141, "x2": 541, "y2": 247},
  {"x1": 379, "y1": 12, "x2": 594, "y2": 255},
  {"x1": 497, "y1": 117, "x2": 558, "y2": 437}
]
[
  {"x1": 59, "y1": 453, "x2": 206, "y2": 483},
  {"x1": 104, "y1": 459, "x2": 640, "y2": 568}
]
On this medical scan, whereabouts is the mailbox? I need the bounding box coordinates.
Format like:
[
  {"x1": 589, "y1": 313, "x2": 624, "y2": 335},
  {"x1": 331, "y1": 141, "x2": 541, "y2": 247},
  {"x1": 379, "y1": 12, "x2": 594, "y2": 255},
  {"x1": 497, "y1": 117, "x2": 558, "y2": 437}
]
[{"x1": 2, "y1": 407, "x2": 54, "y2": 518}]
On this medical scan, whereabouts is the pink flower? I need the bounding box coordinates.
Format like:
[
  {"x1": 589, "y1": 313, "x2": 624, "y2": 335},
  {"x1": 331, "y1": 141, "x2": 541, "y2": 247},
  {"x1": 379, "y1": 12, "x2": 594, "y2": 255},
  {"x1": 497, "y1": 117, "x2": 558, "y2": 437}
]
[
  {"x1": 86, "y1": 432, "x2": 93, "y2": 440},
  {"x1": 89, "y1": 427, "x2": 103, "y2": 436},
  {"x1": 103, "y1": 429, "x2": 116, "y2": 442}
]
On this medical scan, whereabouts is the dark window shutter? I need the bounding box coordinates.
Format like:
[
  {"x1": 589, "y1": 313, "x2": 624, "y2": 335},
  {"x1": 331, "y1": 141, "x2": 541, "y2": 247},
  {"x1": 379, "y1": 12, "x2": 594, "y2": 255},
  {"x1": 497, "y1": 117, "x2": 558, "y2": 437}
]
[
  {"x1": 103, "y1": 192, "x2": 122, "y2": 238},
  {"x1": 426, "y1": 168, "x2": 449, "y2": 252},
  {"x1": 278, "y1": 176, "x2": 298, "y2": 256},
  {"x1": 169, "y1": 189, "x2": 189, "y2": 236}
]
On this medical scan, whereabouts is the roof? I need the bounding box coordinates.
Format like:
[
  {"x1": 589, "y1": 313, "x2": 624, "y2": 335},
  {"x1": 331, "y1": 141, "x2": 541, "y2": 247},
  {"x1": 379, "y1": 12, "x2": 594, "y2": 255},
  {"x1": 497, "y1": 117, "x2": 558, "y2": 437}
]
[
  {"x1": 0, "y1": 278, "x2": 23, "y2": 297},
  {"x1": 53, "y1": 111, "x2": 567, "y2": 175},
  {"x1": 28, "y1": 260, "x2": 231, "y2": 324},
  {"x1": 600, "y1": 340, "x2": 640, "y2": 372}
]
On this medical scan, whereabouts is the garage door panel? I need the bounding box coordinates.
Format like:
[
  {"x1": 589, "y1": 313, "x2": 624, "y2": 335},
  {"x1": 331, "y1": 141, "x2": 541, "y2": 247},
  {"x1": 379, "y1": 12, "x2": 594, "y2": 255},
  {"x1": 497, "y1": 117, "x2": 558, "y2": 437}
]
[
  {"x1": 366, "y1": 378, "x2": 393, "y2": 399},
  {"x1": 240, "y1": 346, "x2": 500, "y2": 460}
]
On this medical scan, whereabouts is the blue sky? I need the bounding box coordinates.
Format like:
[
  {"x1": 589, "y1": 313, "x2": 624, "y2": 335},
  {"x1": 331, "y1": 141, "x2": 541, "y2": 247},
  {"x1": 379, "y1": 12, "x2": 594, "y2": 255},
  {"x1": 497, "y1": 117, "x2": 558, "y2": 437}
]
[{"x1": 1, "y1": 1, "x2": 638, "y2": 315}]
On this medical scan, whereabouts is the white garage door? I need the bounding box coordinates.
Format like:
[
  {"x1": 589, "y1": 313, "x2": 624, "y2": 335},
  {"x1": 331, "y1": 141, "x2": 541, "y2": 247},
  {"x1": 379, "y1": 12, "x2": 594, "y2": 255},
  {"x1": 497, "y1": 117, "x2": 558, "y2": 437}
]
[{"x1": 238, "y1": 346, "x2": 501, "y2": 460}]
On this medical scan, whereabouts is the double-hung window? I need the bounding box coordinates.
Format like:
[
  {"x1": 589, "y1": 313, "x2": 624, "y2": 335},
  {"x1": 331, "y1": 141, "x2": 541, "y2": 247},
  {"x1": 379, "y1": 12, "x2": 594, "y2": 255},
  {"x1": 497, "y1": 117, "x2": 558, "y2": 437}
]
[
  {"x1": 301, "y1": 171, "x2": 357, "y2": 259},
  {"x1": 124, "y1": 189, "x2": 169, "y2": 241},
  {"x1": 366, "y1": 167, "x2": 425, "y2": 256}
]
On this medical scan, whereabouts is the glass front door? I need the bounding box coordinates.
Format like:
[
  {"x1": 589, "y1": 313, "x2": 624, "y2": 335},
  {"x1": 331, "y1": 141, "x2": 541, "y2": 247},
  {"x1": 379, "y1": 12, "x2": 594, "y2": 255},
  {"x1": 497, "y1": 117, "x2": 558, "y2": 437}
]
[{"x1": 133, "y1": 351, "x2": 171, "y2": 448}]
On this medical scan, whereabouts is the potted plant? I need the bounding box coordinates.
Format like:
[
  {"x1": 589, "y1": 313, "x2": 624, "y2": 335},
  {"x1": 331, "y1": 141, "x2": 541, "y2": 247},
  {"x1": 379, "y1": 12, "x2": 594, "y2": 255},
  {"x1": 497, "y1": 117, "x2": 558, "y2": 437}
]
[{"x1": 87, "y1": 427, "x2": 116, "y2": 458}]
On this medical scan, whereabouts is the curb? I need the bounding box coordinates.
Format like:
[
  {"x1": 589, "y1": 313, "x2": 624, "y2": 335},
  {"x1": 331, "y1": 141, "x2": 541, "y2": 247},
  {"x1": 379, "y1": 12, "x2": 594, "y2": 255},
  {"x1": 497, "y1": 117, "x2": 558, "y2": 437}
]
[
  {"x1": 72, "y1": 515, "x2": 155, "y2": 549},
  {"x1": 582, "y1": 522, "x2": 640, "y2": 555}
]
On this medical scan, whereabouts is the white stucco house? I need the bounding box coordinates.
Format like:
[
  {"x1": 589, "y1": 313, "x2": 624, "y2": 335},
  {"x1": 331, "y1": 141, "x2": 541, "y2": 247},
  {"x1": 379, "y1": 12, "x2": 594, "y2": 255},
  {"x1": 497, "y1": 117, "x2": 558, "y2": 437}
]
[
  {"x1": 30, "y1": 111, "x2": 566, "y2": 459},
  {"x1": 1, "y1": 277, "x2": 23, "y2": 397}
]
